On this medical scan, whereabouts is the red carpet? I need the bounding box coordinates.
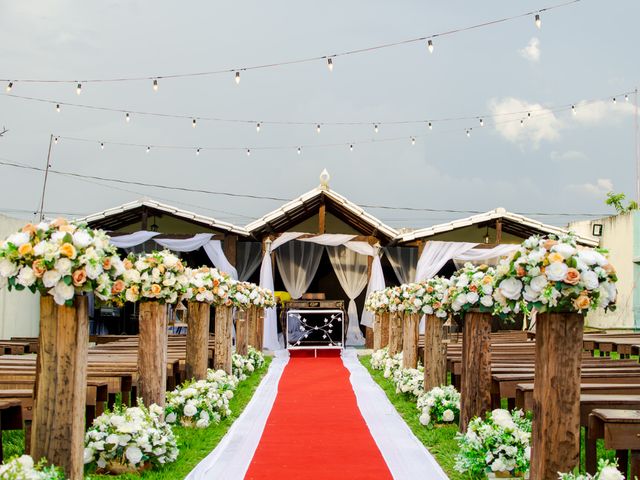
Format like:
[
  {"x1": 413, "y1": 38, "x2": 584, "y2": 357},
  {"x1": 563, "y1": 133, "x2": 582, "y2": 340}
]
[{"x1": 245, "y1": 355, "x2": 392, "y2": 480}]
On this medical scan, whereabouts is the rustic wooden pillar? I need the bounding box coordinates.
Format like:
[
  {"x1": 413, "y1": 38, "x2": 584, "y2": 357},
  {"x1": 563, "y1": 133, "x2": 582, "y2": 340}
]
[
  {"x1": 402, "y1": 313, "x2": 420, "y2": 369},
  {"x1": 32, "y1": 296, "x2": 88, "y2": 480},
  {"x1": 236, "y1": 309, "x2": 249, "y2": 356},
  {"x1": 185, "y1": 301, "x2": 210, "y2": 381},
  {"x1": 214, "y1": 305, "x2": 233, "y2": 373},
  {"x1": 423, "y1": 314, "x2": 447, "y2": 391},
  {"x1": 256, "y1": 309, "x2": 264, "y2": 351},
  {"x1": 380, "y1": 312, "x2": 390, "y2": 348},
  {"x1": 530, "y1": 313, "x2": 584, "y2": 479},
  {"x1": 247, "y1": 305, "x2": 258, "y2": 349},
  {"x1": 459, "y1": 311, "x2": 492, "y2": 432},
  {"x1": 365, "y1": 327, "x2": 373, "y2": 349},
  {"x1": 138, "y1": 301, "x2": 168, "y2": 408},
  {"x1": 388, "y1": 311, "x2": 403, "y2": 357},
  {"x1": 372, "y1": 313, "x2": 382, "y2": 350}
]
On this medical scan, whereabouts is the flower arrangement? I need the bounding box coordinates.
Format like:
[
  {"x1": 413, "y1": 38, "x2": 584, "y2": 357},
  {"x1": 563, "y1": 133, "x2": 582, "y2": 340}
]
[
  {"x1": 0, "y1": 219, "x2": 124, "y2": 306},
  {"x1": 383, "y1": 352, "x2": 403, "y2": 379},
  {"x1": 0, "y1": 455, "x2": 64, "y2": 479},
  {"x1": 119, "y1": 250, "x2": 189, "y2": 304},
  {"x1": 364, "y1": 288, "x2": 390, "y2": 314},
  {"x1": 84, "y1": 401, "x2": 179, "y2": 474},
  {"x1": 417, "y1": 277, "x2": 450, "y2": 318},
  {"x1": 392, "y1": 366, "x2": 424, "y2": 397},
  {"x1": 445, "y1": 263, "x2": 497, "y2": 315},
  {"x1": 493, "y1": 234, "x2": 618, "y2": 316},
  {"x1": 232, "y1": 353, "x2": 254, "y2": 381},
  {"x1": 371, "y1": 347, "x2": 390, "y2": 370},
  {"x1": 417, "y1": 385, "x2": 460, "y2": 427},
  {"x1": 165, "y1": 378, "x2": 233, "y2": 428},
  {"x1": 558, "y1": 459, "x2": 624, "y2": 480},
  {"x1": 455, "y1": 409, "x2": 532, "y2": 478},
  {"x1": 246, "y1": 346, "x2": 266, "y2": 370}
]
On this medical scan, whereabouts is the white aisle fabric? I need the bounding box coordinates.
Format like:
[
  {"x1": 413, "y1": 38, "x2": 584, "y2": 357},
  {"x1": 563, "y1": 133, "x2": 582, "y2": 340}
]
[
  {"x1": 342, "y1": 350, "x2": 449, "y2": 480},
  {"x1": 185, "y1": 351, "x2": 289, "y2": 480},
  {"x1": 327, "y1": 246, "x2": 368, "y2": 346}
]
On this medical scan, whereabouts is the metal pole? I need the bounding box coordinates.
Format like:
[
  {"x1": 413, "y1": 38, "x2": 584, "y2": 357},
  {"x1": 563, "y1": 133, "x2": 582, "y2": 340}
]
[{"x1": 37, "y1": 134, "x2": 54, "y2": 222}]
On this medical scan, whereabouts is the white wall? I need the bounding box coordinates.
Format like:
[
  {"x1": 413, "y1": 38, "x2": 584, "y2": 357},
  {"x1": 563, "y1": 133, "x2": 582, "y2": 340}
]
[{"x1": 0, "y1": 214, "x2": 40, "y2": 338}]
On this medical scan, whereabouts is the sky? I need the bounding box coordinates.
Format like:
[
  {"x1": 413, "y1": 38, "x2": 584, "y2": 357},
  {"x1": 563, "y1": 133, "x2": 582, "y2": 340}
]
[{"x1": 0, "y1": 0, "x2": 638, "y2": 230}]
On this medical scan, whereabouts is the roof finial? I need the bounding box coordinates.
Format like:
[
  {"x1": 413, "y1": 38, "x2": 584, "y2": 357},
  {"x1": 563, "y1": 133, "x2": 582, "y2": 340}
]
[{"x1": 319, "y1": 168, "x2": 331, "y2": 189}]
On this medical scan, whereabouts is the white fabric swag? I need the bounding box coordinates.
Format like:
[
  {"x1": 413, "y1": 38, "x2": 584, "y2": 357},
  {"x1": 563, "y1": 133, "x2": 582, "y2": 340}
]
[
  {"x1": 453, "y1": 244, "x2": 519, "y2": 269},
  {"x1": 327, "y1": 246, "x2": 368, "y2": 346},
  {"x1": 385, "y1": 247, "x2": 418, "y2": 284}
]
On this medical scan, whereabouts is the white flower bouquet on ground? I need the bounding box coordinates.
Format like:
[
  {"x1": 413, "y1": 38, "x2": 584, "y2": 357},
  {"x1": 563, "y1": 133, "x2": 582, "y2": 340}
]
[
  {"x1": 417, "y1": 385, "x2": 460, "y2": 427},
  {"x1": 558, "y1": 459, "x2": 624, "y2": 480},
  {"x1": 383, "y1": 352, "x2": 403, "y2": 379},
  {"x1": 246, "y1": 346, "x2": 266, "y2": 370},
  {"x1": 0, "y1": 219, "x2": 124, "y2": 306},
  {"x1": 455, "y1": 409, "x2": 532, "y2": 478},
  {"x1": 232, "y1": 353, "x2": 253, "y2": 381},
  {"x1": 446, "y1": 263, "x2": 497, "y2": 316},
  {"x1": 84, "y1": 402, "x2": 178, "y2": 474},
  {"x1": 392, "y1": 367, "x2": 424, "y2": 398},
  {"x1": 371, "y1": 347, "x2": 390, "y2": 370},
  {"x1": 0, "y1": 455, "x2": 64, "y2": 479},
  {"x1": 493, "y1": 234, "x2": 618, "y2": 317},
  {"x1": 165, "y1": 379, "x2": 233, "y2": 428}
]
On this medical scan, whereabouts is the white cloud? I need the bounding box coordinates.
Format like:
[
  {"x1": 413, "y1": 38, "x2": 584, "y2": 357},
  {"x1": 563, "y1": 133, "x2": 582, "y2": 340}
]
[
  {"x1": 566, "y1": 178, "x2": 613, "y2": 197},
  {"x1": 489, "y1": 97, "x2": 564, "y2": 148},
  {"x1": 550, "y1": 150, "x2": 587, "y2": 162},
  {"x1": 519, "y1": 37, "x2": 540, "y2": 62}
]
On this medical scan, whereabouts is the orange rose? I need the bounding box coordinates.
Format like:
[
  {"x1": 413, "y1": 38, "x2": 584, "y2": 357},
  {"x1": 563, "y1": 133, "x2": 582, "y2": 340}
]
[
  {"x1": 426, "y1": 286, "x2": 434, "y2": 293},
  {"x1": 543, "y1": 239, "x2": 558, "y2": 250},
  {"x1": 32, "y1": 260, "x2": 46, "y2": 278},
  {"x1": 213, "y1": 279, "x2": 220, "y2": 287},
  {"x1": 176, "y1": 261, "x2": 184, "y2": 272},
  {"x1": 72, "y1": 269, "x2": 87, "y2": 286},
  {"x1": 102, "y1": 258, "x2": 112, "y2": 270},
  {"x1": 21, "y1": 224, "x2": 37, "y2": 236},
  {"x1": 59, "y1": 243, "x2": 77, "y2": 259},
  {"x1": 130, "y1": 285, "x2": 140, "y2": 295},
  {"x1": 469, "y1": 285, "x2": 478, "y2": 292},
  {"x1": 198, "y1": 286, "x2": 206, "y2": 293},
  {"x1": 433, "y1": 302, "x2": 442, "y2": 309},
  {"x1": 517, "y1": 267, "x2": 526, "y2": 277},
  {"x1": 573, "y1": 295, "x2": 590, "y2": 310},
  {"x1": 123, "y1": 259, "x2": 134, "y2": 270},
  {"x1": 565, "y1": 268, "x2": 581, "y2": 285},
  {"x1": 150, "y1": 284, "x2": 162, "y2": 295},
  {"x1": 548, "y1": 252, "x2": 564, "y2": 264},
  {"x1": 18, "y1": 243, "x2": 33, "y2": 257},
  {"x1": 111, "y1": 279, "x2": 125, "y2": 294},
  {"x1": 50, "y1": 218, "x2": 68, "y2": 228},
  {"x1": 213, "y1": 286, "x2": 219, "y2": 295}
]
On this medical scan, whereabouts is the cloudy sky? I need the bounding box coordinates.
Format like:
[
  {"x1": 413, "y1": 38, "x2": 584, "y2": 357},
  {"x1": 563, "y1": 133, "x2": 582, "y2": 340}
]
[{"x1": 0, "y1": 0, "x2": 638, "y2": 229}]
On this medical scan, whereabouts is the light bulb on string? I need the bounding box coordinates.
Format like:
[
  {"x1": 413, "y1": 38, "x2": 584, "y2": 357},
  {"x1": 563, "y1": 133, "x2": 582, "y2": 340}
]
[
  {"x1": 192, "y1": 118, "x2": 197, "y2": 128},
  {"x1": 520, "y1": 119, "x2": 525, "y2": 127},
  {"x1": 125, "y1": 112, "x2": 131, "y2": 123},
  {"x1": 53, "y1": 136, "x2": 58, "y2": 145},
  {"x1": 535, "y1": 13, "x2": 541, "y2": 29},
  {"x1": 316, "y1": 124, "x2": 321, "y2": 133},
  {"x1": 427, "y1": 40, "x2": 434, "y2": 54},
  {"x1": 428, "y1": 122, "x2": 433, "y2": 130},
  {"x1": 56, "y1": 104, "x2": 60, "y2": 113},
  {"x1": 297, "y1": 147, "x2": 302, "y2": 155},
  {"x1": 146, "y1": 146, "x2": 150, "y2": 154},
  {"x1": 256, "y1": 122, "x2": 261, "y2": 133},
  {"x1": 411, "y1": 137, "x2": 416, "y2": 146},
  {"x1": 527, "y1": 112, "x2": 531, "y2": 118},
  {"x1": 571, "y1": 105, "x2": 576, "y2": 115},
  {"x1": 153, "y1": 79, "x2": 159, "y2": 92},
  {"x1": 235, "y1": 71, "x2": 241, "y2": 84},
  {"x1": 196, "y1": 148, "x2": 200, "y2": 156},
  {"x1": 246, "y1": 148, "x2": 251, "y2": 156},
  {"x1": 479, "y1": 118, "x2": 484, "y2": 127},
  {"x1": 625, "y1": 94, "x2": 629, "y2": 102},
  {"x1": 374, "y1": 124, "x2": 378, "y2": 133},
  {"x1": 100, "y1": 142, "x2": 104, "y2": 150},
  {"x1": 349, "y1": 144, "x2": 353, "y2": 151},
  {"x1": 466, "y1": 129, "x2": 471, "y2": 137},
  {"x1": 6, "y1": 82, "x2": 13, "y2": 92},
  {"x1": 613, "y1": 97, "x2": 617, "y2": 104},
  {"x1": 76, "y1": 83, "x2": 82, "y2": 95},
  {"x1": 327, "y1": 58, "x2": 333, "y2": 72}
]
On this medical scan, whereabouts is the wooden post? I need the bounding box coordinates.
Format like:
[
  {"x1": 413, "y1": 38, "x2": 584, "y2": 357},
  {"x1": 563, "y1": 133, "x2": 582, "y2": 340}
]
[
  {"x1": 236, "y1": 309, "x2": 249, "y2": 356},
  {"x1": 138, "y1": 301, "x2": 168, "y2": 408},
  {"x1": 402, "y1": 313, "x2": 420, "y2": 368},
  {"x1": 380, "y1": 312, "x2": 390, "y2": 348},
  {"x1": 32, "y1": 296, "x2": 88, "y2": 480},
  {"x1": 459, "y1": 311, "x2": 492, "y2": 432},
  {"x1": 372, "y1": 313, "x2": 382, "y2": 350},
  {"x1": 257, "y1": 309, "x2": 264, "y2": 350},
  {"x1": 530, "y1": 312, "x2": 584, "y2": 479},
  {"x1": 388, "y1": 311, "x2": 403, "y2": 356},
  {"x1": 214, "y1": 305, "x2": 233, "y2": 373},
  {"x1": 247, "y1": 305, "x2": 259, "y2": 349},
  {"x1": 423, "y1": 314, "x2": 447, "y2": 391},
  {"x1": 185, "y1": 301, "x2": 210, "y2": 381}
]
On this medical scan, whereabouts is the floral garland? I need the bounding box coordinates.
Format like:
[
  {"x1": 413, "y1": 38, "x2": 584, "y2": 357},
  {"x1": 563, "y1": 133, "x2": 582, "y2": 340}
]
[
  {"x1": 0, "y1": 219, "x2": 124, "y2": 306},
  {"x1": 84, "y1": 402, "x2": 179, "y2": 474},
  {"x1": 0, "y1": 455, "x2": 63, "y2": 479},
  {"x1": 445, "y1": 263, "x2": 497, "y2": 315},
  {"x1": 493, "y1": 234, "x2": 618, "y2": 315},
  {"x1": 455, "y1": 409, "x2": 531, "y2": 477},
  {"x1": 119, "y1": 250, "x2": 189, "y2": 304},
  {"x1": 558, "y1": 459, "x2": 624, "y2": 480},
  {"x1": 417, "y1": 385, "x2": 460, "y2": 427}
]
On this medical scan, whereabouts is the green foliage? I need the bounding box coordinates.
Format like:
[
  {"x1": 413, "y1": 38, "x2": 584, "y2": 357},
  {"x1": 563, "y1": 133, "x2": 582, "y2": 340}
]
[{"x1": 605, "y1": 191, "x2": 638, "y2": 214}]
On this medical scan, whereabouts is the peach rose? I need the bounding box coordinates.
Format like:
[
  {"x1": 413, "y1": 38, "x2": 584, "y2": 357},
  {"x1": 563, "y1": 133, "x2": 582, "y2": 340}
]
[
  {"x1": 102, "y1": 258, "x2": 112, "y2": 270},
  {"x1": 517, "y1": 267, "x2": 526, "y2": 277},
  {"x1": 603, "y1": 263, "x2": 616, "y2": 275},
  {"x1": 433, "y1": 302, "x2": 442, "y2": 309},
  {"x1": 21, "y1": 224, "x2": 37, "y2": 236},
  {"x1": 573, "y1": 295, "x2": 590, "y2": 310},
  {"x1": 59, "y1": 243, "x2": 77, "y2": 259},
  {"x1": 469, "y1": 284, "x2": 478, "y2": 292},
  {"x1": 32, "y1": 260, "x2": 46, "y2": 278},
  {"x1": 426, "y1": 286, "x2": 434, "y2": 293},
  {"x1": 72, "y1": 269, "x2": 87, "y2": 286},
  {"x1": 482, "y1": 275, "x2": 493, "y2": 285},
  {"x1": 150, "y1": 284, "x2": 162, "y2": 295},
  {"x1": 176, "y1": 261, "x2": 184, "y2": 272},
  {"x1": 543, "y1": 239, "x2": 558, "y2": 250},
  {"x1": 123, "y1": 259, "x2": 134, "y2": 270},
  {"x1": 18, "y1": 243, "x2": 33, "y2": 257},
  {"x1": 158, "y1": 265, "x2": 166, "y2": 274},
  {"x1": 58, "y1": 224, "x2": 76, "y2": 233},
  {"x1": 198, "y1": 286, "x2": 206, "y2": 294},
  {"x1": 130, "y1": 285, "x2": 140, "y2": 295},
  {"x1": 213, "y1": 279, "x2": 220, "y2": 287},
  {"x1": 111, "y1": 279, "x2": 125, "y2": 294},
  {"x1": 565, "y1": 268, "x2": 581, "y2": 285},
  {"x1": 548, "y1": 252, "x2": 564, "y2": 264},
  {"x1": 50, "y1": 218, "x2": 68, "y2": 228}
]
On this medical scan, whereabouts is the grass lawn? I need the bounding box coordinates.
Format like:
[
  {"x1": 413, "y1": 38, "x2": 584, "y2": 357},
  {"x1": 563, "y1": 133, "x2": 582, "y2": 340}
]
[{"x1": 3, "y1": 357, "x2": 272, "y2": 479}]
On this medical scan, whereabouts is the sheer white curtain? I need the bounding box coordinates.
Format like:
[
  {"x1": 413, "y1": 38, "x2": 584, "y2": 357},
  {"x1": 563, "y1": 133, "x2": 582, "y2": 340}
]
[
  {"x1": 415, "y1": 241, "x2": 478, "y2": 282},
  {"x1": 110, "y1": 231, "x2": 160, "y2": 248},
  {"x1": 327, "y1": 246, "x2": 368, "y2": 346},
  {"x1": 275, "y1": 241, "x2": 324, "y2": 299},
  {"x1": 453, "y1": 244, "x2": 519, "y2": 268},
  {"x1": 385, "y1": 247, "x2": 418, "y2": 284},
  {"x1": 236, "y1": 242, "x2": 262, "y2": 281},
  {"x1": 202, "y1": 241, "x2": 238, "y2": 280}
]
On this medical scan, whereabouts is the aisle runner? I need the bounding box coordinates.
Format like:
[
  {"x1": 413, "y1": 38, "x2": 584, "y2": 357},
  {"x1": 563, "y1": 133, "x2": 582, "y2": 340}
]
[{"x1": 245, "y1": 351, "x2": 393, "y2": 480}]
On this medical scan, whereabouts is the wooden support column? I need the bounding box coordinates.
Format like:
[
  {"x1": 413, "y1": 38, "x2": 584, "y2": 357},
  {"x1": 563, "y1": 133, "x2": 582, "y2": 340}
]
[
  {"x1": 380, "y1": 312, "x2": 390, "y2": 348},
  {"x1": 495, "y1": 219, "x2": 503, "y2": 244},
  {"x1": 530, "y1": 313, "x2": 584, "y2": 479},
  {"x1": 459, "y1": 311, "x2": 492, "y2": 432},
  {"x1": 388, "y1": 311, "x2": 403, "y2": 356},
  {"x1": 423, "y1": 314, "x2": 447, "y2": 391},
  {"x1": 402, "y1": 313, "x2": 420, "y2": 368},
  {"x1": 223, "y1": 234, "x2": 238, "y2": 268},
  {"x1": 185, "y1": 301, "x2": 210, "y2": 381},
  {"x1": 32, "y1": 296, "x2": 88, "y2": 480},
  {"x1": 257, "y1": 309, "x2": 265, "y2": 351},
  {"x1": 364, "y1": 253, "x2": 374, "y2": 349},
  {"x1": 214, "y1": 305, "x2": 233, "y2": 373},
  {"x1": 247, "y1": 305, "x2": 259, "y2": 350},
  {"x1": 372, "y1": 313, "x2": 383, "y2": 350},
  {"x1": 138, "y1": 301, "x2": 168, "y2": 408},
  {"x1": 318, "y1": 201, "x2": 326, "y2": 234},
  {"x1": 236, "y1": 309, "x2": 249, "y2": 356}
]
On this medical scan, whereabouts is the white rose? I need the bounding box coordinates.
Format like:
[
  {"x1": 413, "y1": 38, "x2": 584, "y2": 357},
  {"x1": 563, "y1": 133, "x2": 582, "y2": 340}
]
[
  {"x1": 165, "y1": 412, "x2": 177, "y2": 423},
  {"x1": 0, "y1": 259, "x2": 18, "y2": 278},
  {"x1": 16, "y1": 267, "x2": 36, "y2": 287},
  {"x1": 481, "y1": 283, "x2": 493, "y2": 295},
  {"x1": 105, "y1": 433, "x2": 119, "y2": 448},
  {"x1": 224, "y1": 390, "x2": 234, "y2": 399},
  {"x1": 196, "y1": 418, "x2": 209, "y2": 428},
  {"x1": 85, "y1": 263, "x2": 103, "y2": 280},
  {"x1": 183, "y1": 403, "x2": 198, "y2": 417},
  {"x1": 552, "y1": 243, "x2": 576, "y2": 259},
  {"x1": 72, "y1": 230, "x2": 93, "y2": 248},
  {"x1": 577, "y1": 250, "x2": 598, "y2": 265},
  {"x1": 529, "y1": 275, "x2": 547, "y2": 293},
  {"x1": 498, "y1": 278, "x2": 523, "y2": 300},
  {"x1": 162, "y1": 253, "x2": 180, "y2": 268},
  {"x1": 522, "y1": 285, "x2": 539, "y2": 302},
  {"x1": 50, "y1": 231, "x2": 66, "y2": 243},
  {"x1": 491, "y1": 409, "x2": 516, "y2": 430},
  {"x1": 83, "y1": 447, "x2": 94, "y2": 464},
  {"x1": 599, "y1": 465, "x2": 625, "y2": 480},
  {"x1": 527, "y1": 248, "x2": 547, "y2": 264},
  {"x1": 55, "y1": 257, "x2": 73, "y2": 275},
  {"x1": 545, "y1": 262, "x2": 568, "y2": 281},
  {"x1": 466, "y1": 291, "x2": 479, "y2": 304},
  {"x1": 7, "y1": 232, "x2": 30, "y2": 247},
  {"x1": 442, "y1": 409, "x2": 455, "y2": 422},
  {"x1": 419, "y1": 413, "x2": 431, "y2": 426},
  {"x1": 42, "y1": 270, "x2": 62, "y2": 288},
  {"x1": 456, "y1": 276, "x2": 469, "y2": 288},
  {"x1": 16, "y1": 455, "x2": 34, "y2": 470},
  {"x1": 123, "y1": 269, "x2": 141, "y2": 283},
  {"x1": 581, "y1": 270, "x2": 600, "y2": 290},
  {"x1": 125, "y1": 445, "x2": 143, "y2": 465}
]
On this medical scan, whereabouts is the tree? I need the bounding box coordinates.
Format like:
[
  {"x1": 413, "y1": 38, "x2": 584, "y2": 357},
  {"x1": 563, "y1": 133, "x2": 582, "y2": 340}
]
[{"x1": 605, "y1": 191, "x2": 639, "y2": 214}]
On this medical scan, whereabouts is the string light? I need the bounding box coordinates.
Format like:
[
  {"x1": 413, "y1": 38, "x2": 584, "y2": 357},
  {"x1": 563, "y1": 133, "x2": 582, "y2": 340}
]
[
  {"x1": 520, "y1": 119, "x2": 525, "y2": 127},
  {"x1": 625, "y1": 94, "x2": 630, "y2": 102},
  {"x1": 246, "y1": 148, "x2": 251, "y2": 156},
  {"x1": 612, "y1": 97, "x2": 617, "y2": 104},
  {"x1": 535, "y1": 13, "x2": 541, "y2": 29},
  {"x1": 196, "y1": 148, "x2": 200, "y2": 155},
  {"x1": 327, "y1": 58, "x2": 333, "y2": 72},
  {"x1": 146, "y1": 146, "x2": 150, "y2": 153},
  {"x1": 56, "y1": 104, "x2": 60, "y2": 113},
  {"x1": 297, "y1": 147, "x2": 302, "y2": 155},
  {"x1": 76, "y1": 83, "x2": 82, "y2": 95},
  {"x1": 54, "y1": 136, "x2": 58, "y2": 144},
  {"x1": 153, "y1": 79, "x2": 159, "y2": 92},
  {"x1": 479, "y1": 118, "x2": 484, "y2": 127},
  {"x1": 427, "y1": 40, "x2": 434, "y2": 54},
  {"x1": 466, "y1": 129, "x2": 471, "y2": 137},
  {"x1": 428, "y1": 122, "x2": 433, "y2": 130},
  {"x1": 411, "y1": 137, "x2": 416, "y2": 145},
  {"x1": 125, "y1": 112, "x2": 131, "y2": 123},
  {"x1": 316, "y1": 124, "x2": 321, "y2": 133},
  {"x1": 374, "y1": 124, "x2": 379, "y2": 133},
  {"x1": 100, "y1": 142, "x2": 104, "y2": 150},
  {"x1": 192, "y1": 118, "x2": 197, "y2": 128},
  {"x1": 349, "y1": 144, "x2": 353, "y2": 151},
  {"x1": 256, "y1": 122, "x2": 261, "y2": 132},
  {"x1": 235, "y1": 71, "x2": 241, "y2": 84},
  {"x1": 5, "y1": 82, "x2": 12, "y2": 92},
  {"x1": 571, "y1": 104, "x2": 576, "y2": 115}
]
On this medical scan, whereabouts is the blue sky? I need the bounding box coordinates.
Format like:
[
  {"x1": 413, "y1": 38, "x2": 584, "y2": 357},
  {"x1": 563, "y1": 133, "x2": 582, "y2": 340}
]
[{"x1": 0, "y1": 0, "x2": 638, "y2": 229}]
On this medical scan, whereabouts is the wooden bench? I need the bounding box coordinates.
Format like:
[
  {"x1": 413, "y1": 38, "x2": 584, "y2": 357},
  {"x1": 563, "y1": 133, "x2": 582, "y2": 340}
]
[
  {"x1": 516, "y1": 383, "x2": 640, "y2": 411},
  {"x1": 587, "y1": 409, "x2": 640, "y2": 477}
]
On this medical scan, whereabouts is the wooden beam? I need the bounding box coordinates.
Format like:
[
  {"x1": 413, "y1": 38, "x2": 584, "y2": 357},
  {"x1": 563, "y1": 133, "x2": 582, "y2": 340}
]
[
  {"x1": 417, "y1": 240, "x2": 425, "y2": 257},
  {"x1": 495, "y1": 219, "x2": 503, "y2": 244},
  {"x1": 223, "y1": 234, "x2": 238, "y2": 267},
  {"x1": 318, "y1": 201, "x2": 326, "y2": 234},
  {"x1": 140, "y1": 206, "x2": 148, "y2": 231}
]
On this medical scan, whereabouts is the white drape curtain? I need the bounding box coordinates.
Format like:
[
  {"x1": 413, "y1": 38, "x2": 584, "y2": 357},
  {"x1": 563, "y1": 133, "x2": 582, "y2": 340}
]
[
  {"x1": 110, "y1": 231, "x2": 160, "y2": 248},
  {"x1": 275, "y1": 241, "x2": 324, "y2": 299},
  {"x1": 236, "y1": 242, "x2": 262, "y2": 281},
  {"x1": 327, "y1": 246, "x2": 369, "y2": 346},
  {"x1": 385, "y1": 246, "x2": 418, "y2": 284},
  {"x1": 453, "y1": 244, "x2": 519, "y2": 269},
  {"x1": 415, "y1": 241, "x2": 478, "y2": 282}
]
